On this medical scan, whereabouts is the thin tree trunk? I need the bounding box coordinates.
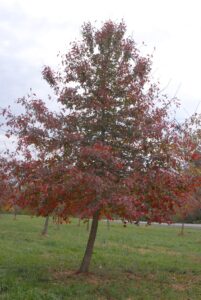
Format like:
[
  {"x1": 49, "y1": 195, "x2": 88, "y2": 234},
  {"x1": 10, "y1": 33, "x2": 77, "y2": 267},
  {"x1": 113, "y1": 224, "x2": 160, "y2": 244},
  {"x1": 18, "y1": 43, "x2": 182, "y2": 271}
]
[
  {"x1": 78, "y1": 218, "x2": 81, "y2": 227},
  {"x1": 179, "y1": 222, "x2": 185, "y2": 236},
  {"x1": 56, "y1": 217, "x2": 61, "y2": 230},
  {"x1": 134, "y1": 220, "x2": 140, "y2": 226},
  {"x1": 78, "y1": 210, "x2": 99, "y2": 273},
  {"x1": 13, "y1": 205, "x2": 18, "y2": 220},
  {"x1": 107, "y1": 219, "x2": 110, "y2": 230},
  {"x1": 86, "y1": 219, "x2": 90, "y2": 231},
  {"x1": 41, "y1": 216, "x2": 49, "y2": 236}
]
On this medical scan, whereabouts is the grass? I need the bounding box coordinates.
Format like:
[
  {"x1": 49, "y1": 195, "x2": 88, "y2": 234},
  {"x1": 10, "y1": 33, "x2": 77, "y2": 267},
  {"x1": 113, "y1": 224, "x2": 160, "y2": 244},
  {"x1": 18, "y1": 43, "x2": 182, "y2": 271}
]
[{"x1": 0, "y1": 214, "x2": 201, "y2": 299}]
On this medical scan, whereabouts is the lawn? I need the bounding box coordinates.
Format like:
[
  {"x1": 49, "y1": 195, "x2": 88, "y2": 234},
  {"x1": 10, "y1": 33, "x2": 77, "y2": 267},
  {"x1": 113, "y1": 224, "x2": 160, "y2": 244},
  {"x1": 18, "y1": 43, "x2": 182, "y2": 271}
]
[{"x1": 0, "y1": 214, "x2": 201, "y2": 299}]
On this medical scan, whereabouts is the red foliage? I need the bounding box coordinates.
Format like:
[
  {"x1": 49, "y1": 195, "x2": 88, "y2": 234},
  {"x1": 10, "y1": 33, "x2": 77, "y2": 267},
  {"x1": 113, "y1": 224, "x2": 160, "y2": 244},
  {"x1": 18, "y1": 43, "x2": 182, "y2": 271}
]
[{"x1": 1, "y1": 20, "x2": 199, "y2": 224}]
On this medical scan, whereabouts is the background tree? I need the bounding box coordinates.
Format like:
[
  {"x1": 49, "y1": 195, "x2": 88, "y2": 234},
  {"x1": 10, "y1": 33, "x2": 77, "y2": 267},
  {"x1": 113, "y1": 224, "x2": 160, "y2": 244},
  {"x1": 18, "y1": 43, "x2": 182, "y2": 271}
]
[
  {"x1": 176, "y1": 196, "x2": 200, "y2": 235},
  {"x1": 0, "y1": 156, "x2": 19, "y2": 215},
  {"x1": 175, "y1": 115, "x2": 201, "y2": 233},
  {"x1": 0, "y1": 157, "x2": 10, "y2": 214},
  {"x1": 1, "y1": 20, "x2": 198, "y2": 273}
]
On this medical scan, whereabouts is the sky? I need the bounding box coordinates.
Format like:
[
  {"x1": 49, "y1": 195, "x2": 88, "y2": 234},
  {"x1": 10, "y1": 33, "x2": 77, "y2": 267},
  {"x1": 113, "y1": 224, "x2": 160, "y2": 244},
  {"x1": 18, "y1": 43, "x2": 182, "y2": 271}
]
[{"x1": 0, "y1": 0, "x2": 201, "y2": 151}]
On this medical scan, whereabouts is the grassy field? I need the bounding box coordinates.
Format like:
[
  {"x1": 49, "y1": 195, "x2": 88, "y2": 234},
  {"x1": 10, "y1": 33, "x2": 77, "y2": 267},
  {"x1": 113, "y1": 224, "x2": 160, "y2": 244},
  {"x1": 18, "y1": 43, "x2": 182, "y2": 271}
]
[{"x1": 0, "y1": 215, "x2": 201, "y2": 299}]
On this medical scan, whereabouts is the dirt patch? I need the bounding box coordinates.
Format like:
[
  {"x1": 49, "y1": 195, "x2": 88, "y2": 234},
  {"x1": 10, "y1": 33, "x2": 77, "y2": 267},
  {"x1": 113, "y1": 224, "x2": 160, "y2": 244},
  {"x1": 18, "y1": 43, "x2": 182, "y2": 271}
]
[
  {"x1": 52, "y1": 269, "x2": 76, "y2": 281},
  {"x1": 172, "y1": 283, "x2": 187, "y2": 291},
  {"x1": 153, "y1": 246, "x2": 179, "y2": 256},
  {"x1": 188, "y1": 255, "x2": 201, "y2": 264},
  {"x1": 171, "y1": 273, "x2": 201, "y2": 292},
  {"x1": 51, "y1": 269, "x2": 109, "y2": 285},
  {"x1": 136, "y1": 247, "x2": 152, "y2": 254}
]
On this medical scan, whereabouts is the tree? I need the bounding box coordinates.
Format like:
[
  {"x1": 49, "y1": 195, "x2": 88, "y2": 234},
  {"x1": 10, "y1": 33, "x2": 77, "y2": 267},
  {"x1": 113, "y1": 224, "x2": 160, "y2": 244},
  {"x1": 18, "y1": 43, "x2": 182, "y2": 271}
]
[
  {"x1": 0, "y1": 156, "x2": 16, "y2": 214},
  {"x1": 175, "y1": 116, "x2": 201, "y2": 233},
  {"x1": 0, "y1": 157, "x2": 9, "y2": 213},
  {"x1": 1, "y1": 20, "x2": 198, "y2": 273},
  {"x1": 176, "y1": 195, "x2": 200, "y2": 235}
]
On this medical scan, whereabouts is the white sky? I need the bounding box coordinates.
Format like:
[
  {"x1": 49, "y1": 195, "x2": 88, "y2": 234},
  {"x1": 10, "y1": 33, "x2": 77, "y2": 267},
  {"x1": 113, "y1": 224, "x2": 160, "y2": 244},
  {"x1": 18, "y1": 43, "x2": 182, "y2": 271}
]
[{"x1": 0, "y1": 0, "x2": 201, "y2": 151}]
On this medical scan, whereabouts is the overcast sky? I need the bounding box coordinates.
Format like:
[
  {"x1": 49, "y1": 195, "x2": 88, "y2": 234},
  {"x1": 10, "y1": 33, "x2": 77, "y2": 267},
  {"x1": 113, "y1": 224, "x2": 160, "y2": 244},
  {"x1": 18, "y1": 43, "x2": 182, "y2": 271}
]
[{"x1": 0, "y1": 0, "x2": 201, "y2": 151}]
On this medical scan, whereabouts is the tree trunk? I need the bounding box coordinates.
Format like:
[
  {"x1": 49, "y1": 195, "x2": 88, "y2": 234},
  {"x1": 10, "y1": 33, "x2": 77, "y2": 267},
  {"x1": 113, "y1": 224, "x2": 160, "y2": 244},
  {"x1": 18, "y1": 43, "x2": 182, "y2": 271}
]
[
  {"x1": 134, "y1": 220, "x2": 140, "y2": 226},
  {"x1": 86, "y1": 219, "x2": 90, "y2": 231},
  {"x1": 56, "y1": 222, "x2": 60, "y2": 230},
  {"x1": 78, "y1": 210, "x2": 99, "y2": 273},
  {"x1": 56, "y1": 217, "x2": 61, "y2": 230},
  {"x1": 179, "y1": 222, "x2": 185, "y2": 236},
  {"x1": 107, "y1": 219, "x2": 110, "y2": 230},
  {"x1": 13, "y1": 205, "x2": 18, "y2": 220},
  {"x1": 41, "y1": 216, "x2": 49, "y2": 236}
]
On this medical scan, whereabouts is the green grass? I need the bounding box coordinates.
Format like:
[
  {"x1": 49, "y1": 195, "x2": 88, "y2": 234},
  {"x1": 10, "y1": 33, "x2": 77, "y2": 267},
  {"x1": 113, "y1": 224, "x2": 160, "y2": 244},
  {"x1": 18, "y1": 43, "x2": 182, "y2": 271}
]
[{"x1": 0, "y1": 214, "x2": 201, "y2": 299}]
